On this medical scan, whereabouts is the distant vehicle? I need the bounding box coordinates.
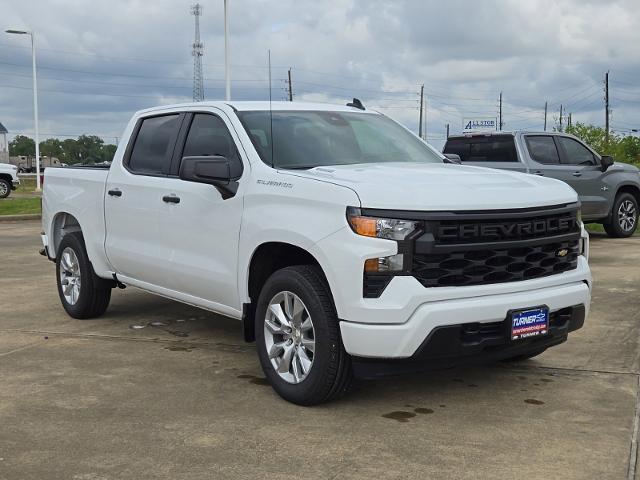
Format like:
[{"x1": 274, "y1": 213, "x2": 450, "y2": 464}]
[
  {"x1": 0, "y1": 162, "x2": 19, "y2": 198},
  {"x1": 10, "y1": 155, "x2": 61, "y2": 173},
  {"x1": 42, "y1": 102, "x2": 591, "y2": 405},
  {"x1": 443, "y1": 131, "x2": 640, "y2": 237}
]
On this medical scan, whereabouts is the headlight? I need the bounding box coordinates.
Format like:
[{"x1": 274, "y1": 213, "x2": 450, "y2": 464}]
[{"x1": 346, "y1": 207, "x2": 418, "y2": 241}]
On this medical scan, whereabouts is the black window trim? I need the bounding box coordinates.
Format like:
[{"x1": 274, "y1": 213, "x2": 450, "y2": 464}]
[
  {"x1": 170, "y1": 110, "x2": 245, "y2": 179},
  {"x1": 523, "y1": 134, "x2": 561, "y2": 165},
  {"x1": 123, "y1": 112, "x2": 186, "y2": 178}
]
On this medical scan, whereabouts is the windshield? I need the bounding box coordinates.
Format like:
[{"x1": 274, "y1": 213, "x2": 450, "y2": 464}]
[{"x1": 237, "y1": 110, "x2": 443, "y2": 169}]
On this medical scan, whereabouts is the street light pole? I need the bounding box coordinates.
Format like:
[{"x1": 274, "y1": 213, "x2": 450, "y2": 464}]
[
  {"x1": 224, "y1": 0, "x2": 230, "y2": 101},
  {"x1": 6, "y1": 29, "x2": 40, "y2": 191}
]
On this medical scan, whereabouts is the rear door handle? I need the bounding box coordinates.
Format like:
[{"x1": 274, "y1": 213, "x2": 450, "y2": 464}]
[
  {"x1": 108, "y1": 189, "x2": 122, "y2": 197},
  {"x1": 572, "y1": 171, "x2": 582, "y2": 177},
  {"x1": 162, "y1": 195, "x2": 180, "y2": 204}
]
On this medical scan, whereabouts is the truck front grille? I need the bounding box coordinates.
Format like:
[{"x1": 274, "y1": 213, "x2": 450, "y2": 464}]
[
  {"x1": 411, "y1": 204, "x2": 581, "y2": 288},
  {"x1": 412, "y1": 239, "x2": 579, "y2": 288}
]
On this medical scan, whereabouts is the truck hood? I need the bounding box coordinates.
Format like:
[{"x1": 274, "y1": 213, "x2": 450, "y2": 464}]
[{"x1": 291, "y1": 162, "x2": 578, "y2": 210}]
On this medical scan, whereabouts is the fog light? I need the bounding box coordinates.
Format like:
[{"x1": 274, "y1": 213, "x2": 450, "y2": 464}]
[{"x1": 364, "y1": 254, "x2": 405, "y2": 273}]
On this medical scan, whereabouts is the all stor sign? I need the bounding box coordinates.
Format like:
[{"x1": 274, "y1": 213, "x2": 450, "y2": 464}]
[{"x1": 463, "y1": 118, "x2": 497, "y2": 133}]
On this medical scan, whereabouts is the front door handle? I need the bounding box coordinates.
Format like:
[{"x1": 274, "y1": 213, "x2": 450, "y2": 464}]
[
  {"x1": 532, "y1": 171, "x2": 544, "y2": 176},
  {"x1": 572, "y1": 171, "x2": 582, "y2": 177},
  {"x1": 108, "y1": 189, "x2": 122, "y2": 197},
  {"x1": 162, "y1": 195, "x2": 180, "y2": 204}
]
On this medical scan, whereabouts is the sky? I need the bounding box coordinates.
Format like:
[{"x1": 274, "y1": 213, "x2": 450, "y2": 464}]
[{"x1": 1, "y1": 0, "x2": 639, "y2": 150}]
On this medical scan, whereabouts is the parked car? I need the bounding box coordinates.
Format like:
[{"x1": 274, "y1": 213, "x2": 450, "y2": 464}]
[
  {"x1": 443, "y1": 131, "x2": 640, "y2": 237},
  {"x1": 0, "y1": 162, "x2": 20, "y2": 198},
  {"x1": 41, "y1": 102, "x2": 592, "y2": 405}
]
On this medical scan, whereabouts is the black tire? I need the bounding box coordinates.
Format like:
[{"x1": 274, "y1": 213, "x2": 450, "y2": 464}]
[
  {"x1": 501, "y1": 348, "x2": 547, "y2": 362},
  {"x1": 0, "y1": 179, "x2": 11, "y2": 198},
  {"x1": 56, "y1": 232, "x2": 112, "y2": 319},
  {"x1": 603, "y1": 192, "x2": 638, "y2": 238},
  {"x1": 255, "y1": 265, "x2": 353, "y2": 406}
]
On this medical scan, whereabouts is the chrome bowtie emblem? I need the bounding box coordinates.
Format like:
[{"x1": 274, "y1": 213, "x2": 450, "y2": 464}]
[{"x1": 556, "y1": 248, "x2": 569, "y2": 257}]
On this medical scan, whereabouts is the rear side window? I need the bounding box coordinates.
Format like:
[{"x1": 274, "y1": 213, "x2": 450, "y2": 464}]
[
  {"x1": 525, "y1": 136, "x2": 560, "y2": 165},
  {"x1": 557, "y1": 137, "x2": 596, "y2": 165},
  {"x1": 128, "y1": 114, "x2": 181, "y2": 175},
  {"x1": 443, "y1": 136, "x2": 517, "y2": 162}
]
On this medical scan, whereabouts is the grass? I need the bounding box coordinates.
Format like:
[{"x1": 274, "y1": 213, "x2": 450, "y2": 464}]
[
  {"x1": 15, "y1": 176, "x2": 37, "y2": 194},
  {"x1": 0, "y1": 197, "x2": 41, "y2": 216}
]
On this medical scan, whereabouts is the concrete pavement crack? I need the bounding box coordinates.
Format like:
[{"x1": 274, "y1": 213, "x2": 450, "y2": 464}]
[{"x1": 627, "y1": 375, "x2": 640, "y2": 480}]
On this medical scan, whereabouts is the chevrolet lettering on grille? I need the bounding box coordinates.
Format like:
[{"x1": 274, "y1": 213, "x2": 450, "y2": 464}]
[{"x1": 438, "y1": 215, "x2": 577, "y2": 242}]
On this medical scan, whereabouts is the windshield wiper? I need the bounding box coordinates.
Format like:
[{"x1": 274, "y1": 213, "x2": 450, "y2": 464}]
[{"x1": 278, "y1": 165, "x2": 319, "y2": 170}]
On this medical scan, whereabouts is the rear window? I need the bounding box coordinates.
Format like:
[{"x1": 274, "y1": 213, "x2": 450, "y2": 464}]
[{"x1": 443, "y1": 135, "x2": 517, "y2": 162}]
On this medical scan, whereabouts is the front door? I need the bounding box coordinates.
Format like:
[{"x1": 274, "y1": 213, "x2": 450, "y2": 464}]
[{"x1": 158, "y1": 110, "x2": 246, "y2": 312}]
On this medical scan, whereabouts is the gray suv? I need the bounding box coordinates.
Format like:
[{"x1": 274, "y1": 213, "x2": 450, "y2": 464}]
[{"x1": 443, "y1": 131, "x2": 640, "y2": 237}]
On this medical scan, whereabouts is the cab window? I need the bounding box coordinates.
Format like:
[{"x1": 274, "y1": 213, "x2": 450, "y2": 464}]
[
  {"x1": 525, "y1": 136, "x2": 560, "y2": 165},
  {"x1": 128, "y1": 114, "x2": 181, "y2": 175}
]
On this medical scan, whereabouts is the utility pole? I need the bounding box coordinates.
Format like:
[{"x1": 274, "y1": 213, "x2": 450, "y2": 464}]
[
  {"x1": 287, "y1": 68, "x2": 293, "y2": 101},
  {"x1": 605, "y1": 71, "x2": 610, "y2": 144},
  {"x1": 559, "y1": 104, "x2": 563, "y2": 131},
  {"x1": 498, "y1": 92, "x2": 503, "y2": 131},
  {"x1": 568, "y1": 113, "x2": 572, "y2": 128},
  {"x1": 418, "y1": 84, "x2": 424, "y2": 140},
  {"x1": 224, "y1": 0, "x2": 230, "y2": 101},
  {"x1": 544, "y1": 101, "x2": 547, "y2": 131},
  {"x1": 446, "y1": 123, "x2": 450, "y2": 138}
]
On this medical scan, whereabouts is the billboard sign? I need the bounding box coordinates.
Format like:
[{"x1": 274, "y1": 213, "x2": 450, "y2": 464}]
[{"x1": 463, "y1": 118, "x2": 497, "y2": 133}]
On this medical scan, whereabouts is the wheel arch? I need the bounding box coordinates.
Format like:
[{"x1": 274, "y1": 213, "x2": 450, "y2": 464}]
[
  {"x1": 242, "y1": 241, "x2": 334, "y2": 343},
  {"x1": 50, "y1": 212, "x2": 83, "y2": 259},
  {"x1": 616, "y1": 184, "x2": 640, "y2": 207}
]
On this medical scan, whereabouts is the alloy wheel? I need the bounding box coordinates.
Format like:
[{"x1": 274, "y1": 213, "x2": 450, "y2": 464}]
[
  {"x1": 618, "y1": 200, "x2": 637, "y2": 232},
  {"x1": 263, "y1": 291, "x2": 315, "y2": 384},
  {"x1": 59, "y1": 247, "x2": 82, "y2": 305}
]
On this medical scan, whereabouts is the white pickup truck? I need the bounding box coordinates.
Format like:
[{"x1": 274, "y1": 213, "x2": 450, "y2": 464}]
[
  {"x1": 0, "y1": 162, "x2": 20, "y2": 198},
  {"x1": 42, "y1": 101, "x2": 592, "y2": 405}
]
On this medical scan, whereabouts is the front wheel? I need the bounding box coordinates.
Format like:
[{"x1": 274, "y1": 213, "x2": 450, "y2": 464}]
[
  {"x1": 0, "y1": 179, "x2": 11, "y2": 198},
  {"x1": 255, "y1": 265, "x2": 352, "y2": 405},
  {"x1": 603, "y1": 193, "x2": 638, "y2": 238},
  {"x1": 56, "y1": 232, "x2": 112, "y2": 319}
]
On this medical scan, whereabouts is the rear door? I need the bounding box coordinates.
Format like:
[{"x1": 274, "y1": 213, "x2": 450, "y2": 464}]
[
  {"x1": 443, "y1": 134, "x2": 526, "y2": 173},
  {"x1": 104, "y1": 112, "x2": 184, "y2": 289}
]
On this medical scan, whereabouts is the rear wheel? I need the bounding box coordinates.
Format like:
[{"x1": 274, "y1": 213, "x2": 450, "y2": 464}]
[
  {"x1": 603, "y1": 193, "x2": 638, "y2": 238},
  {"x1": 255, "y1": 265, "x2": 352, "y2": 405},
  {"x1": 56, "y1": 232, "x2": 112, "y2": 319},
  {"x1": 0, "y1": 179, "x2": 10, "y2": 198}
]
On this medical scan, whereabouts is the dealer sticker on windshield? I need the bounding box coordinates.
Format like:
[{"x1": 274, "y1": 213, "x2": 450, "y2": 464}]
[{"x1": 510, "y1": 307, "x2": 549, "y2": 341}]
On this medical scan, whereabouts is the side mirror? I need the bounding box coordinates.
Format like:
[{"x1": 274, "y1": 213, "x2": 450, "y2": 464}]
[
  {"x1": 443, "y1": 153, "x2": 462, "y2": 164},
  {"x1": 600, "y1": 155, "x2": 614, "y2": 172},
  {"x1": 179, "y1": 155, "x2": 238, "y2": 199}
]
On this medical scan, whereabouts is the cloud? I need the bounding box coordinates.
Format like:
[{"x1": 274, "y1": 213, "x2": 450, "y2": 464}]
[{"x1": 1, "y1": 0, "x2": 638, "y2": 149}]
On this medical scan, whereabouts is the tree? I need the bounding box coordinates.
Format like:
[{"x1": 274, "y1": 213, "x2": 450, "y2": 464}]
[
  {"x1": 75, "y1": 135, "x2": 105, "y2": 164},
  {"x1": 39, "y1": 138, "x2": 63, "y2": 158},
  {"x1": 565, "y1": 123, "x2": 640, "y2": 166},
  {"x1": 9, "y1": 135, "x2": 35, "y2": 157},
  {"x1": 101, "y1": 144, "x2": 117, "y2": 163}
]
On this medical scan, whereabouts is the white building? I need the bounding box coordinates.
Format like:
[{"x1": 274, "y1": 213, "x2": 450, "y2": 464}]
[{"x1": 0, "y1": 122, "x2": 8, "y2": 163}]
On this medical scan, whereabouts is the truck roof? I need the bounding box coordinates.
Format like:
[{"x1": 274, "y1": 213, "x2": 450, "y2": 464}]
[
  {"x1": 447, "y1": 130, "x2": 565, "y2": 139},
  {"x1": 136, "y1": 100, "x2": 377, "y2": 116}
]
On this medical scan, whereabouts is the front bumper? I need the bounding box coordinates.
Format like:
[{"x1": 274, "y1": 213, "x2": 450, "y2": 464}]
[
  {"x1": 11, "y1": 178, "x2": 19, "y2": 190},
  {"x1": 351, "y1": 304, "x2": 584, "y2": 378},
  {"x1": 339, "y1": 279, "x2": 590, "y2": 359}
]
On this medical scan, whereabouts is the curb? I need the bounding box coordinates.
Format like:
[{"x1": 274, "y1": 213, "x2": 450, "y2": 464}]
[{"x1": 0, "y1": 214, "x2": 42, "y2": 222}]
